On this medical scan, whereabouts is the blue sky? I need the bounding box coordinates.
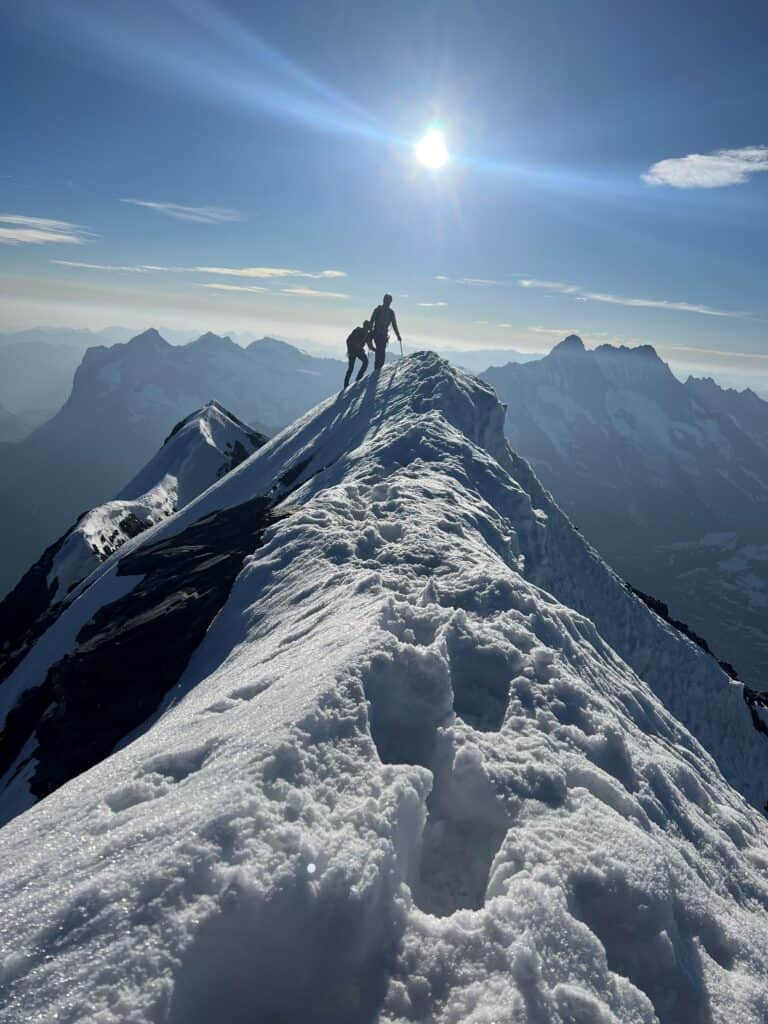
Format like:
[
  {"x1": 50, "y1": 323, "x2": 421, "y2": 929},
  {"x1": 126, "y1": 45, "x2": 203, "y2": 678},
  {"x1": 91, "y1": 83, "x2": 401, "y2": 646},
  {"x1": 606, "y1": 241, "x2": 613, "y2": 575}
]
[{"x1": 1, "y1": 0, "x2": 767, "y2": 378}]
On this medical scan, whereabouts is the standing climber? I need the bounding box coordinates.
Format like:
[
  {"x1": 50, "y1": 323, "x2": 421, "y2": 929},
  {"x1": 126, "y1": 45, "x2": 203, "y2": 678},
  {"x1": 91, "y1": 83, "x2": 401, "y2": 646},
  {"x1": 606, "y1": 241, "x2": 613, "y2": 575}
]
[
  {"x1": 369, "y1": 293, "x2": 402, "y2": 369},
  {"x1": 343, "y1": 319, "x2": 375, "y2": 388}
]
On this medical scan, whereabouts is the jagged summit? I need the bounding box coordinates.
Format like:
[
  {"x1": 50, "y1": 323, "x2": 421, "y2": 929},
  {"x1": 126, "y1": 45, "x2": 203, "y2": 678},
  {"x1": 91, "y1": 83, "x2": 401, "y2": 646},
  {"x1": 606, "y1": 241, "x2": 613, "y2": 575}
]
[
  {"x1": 594, "y1": 341, "x2": 663, "y2": 362},
  {"x1": 2, "y1": 352, "x2": 768, "y2": 1021},
  {"x1": 551, "y1": 333, "x2": 586, "y2": 355},
  {"x1": 162, "y1": 398, "x2": 259, "y2": 446},
  {"x1": 124, "y1": 326, "x2": 170, "y2": 350},
  {"x1": 187, "y1": 331, "x2": 238, "y2": 351},
  {"x1": 247, "y1": 335, "x2": 311, "y2": 361}
]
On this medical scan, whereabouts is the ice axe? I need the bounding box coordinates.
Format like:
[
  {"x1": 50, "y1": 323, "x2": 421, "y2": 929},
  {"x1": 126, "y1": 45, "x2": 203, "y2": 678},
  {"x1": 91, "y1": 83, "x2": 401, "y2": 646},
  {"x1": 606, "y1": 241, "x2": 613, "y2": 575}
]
[{"x1": 398, "y1": 337, "x2": 404, "y2": 359}]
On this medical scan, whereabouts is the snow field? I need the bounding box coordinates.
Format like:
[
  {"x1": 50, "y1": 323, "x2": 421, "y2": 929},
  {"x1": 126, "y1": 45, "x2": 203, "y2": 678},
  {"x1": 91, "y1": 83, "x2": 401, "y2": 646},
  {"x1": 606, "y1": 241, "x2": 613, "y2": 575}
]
[{"x1": 1, "y1": 355, "x2": 768, "y2": 1022}]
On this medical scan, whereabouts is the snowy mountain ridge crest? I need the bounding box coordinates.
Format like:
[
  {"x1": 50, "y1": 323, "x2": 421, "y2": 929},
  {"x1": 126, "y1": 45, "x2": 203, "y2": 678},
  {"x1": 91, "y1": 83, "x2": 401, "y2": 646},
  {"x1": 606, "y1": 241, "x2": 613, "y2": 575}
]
[
  {"x1": 0, "y1": 401, "x2": 266, "y2": 676},
  {"x1": 1, "y1": 353, "x2": 768, "y2": 1022}
]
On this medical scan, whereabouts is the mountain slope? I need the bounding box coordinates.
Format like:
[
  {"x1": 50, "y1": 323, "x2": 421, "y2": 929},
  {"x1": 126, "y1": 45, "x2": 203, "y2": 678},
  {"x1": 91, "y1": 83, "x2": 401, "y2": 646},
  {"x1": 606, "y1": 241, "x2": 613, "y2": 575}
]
[
  {"x1": 685, "y1": 375, "x2": 768, "y2": 450},
  {"x1": 0, "y1": 339, "x2": 86, "y2": 430},
  {"x1": 0, "y1": 401, "x2": 266, "y2": 674},
  {"x1": 0, "y1": 403, "x2": 32, "y2": 442},
  {"x1": 482, "y1": 337, "x2": 768, "y2": 682},
  {"x1": 1, "y1": 353, "x2": 767, "y2": 1023},
  {"x1": 0, "y1": 329, "x2": 344, "y2": 597}
]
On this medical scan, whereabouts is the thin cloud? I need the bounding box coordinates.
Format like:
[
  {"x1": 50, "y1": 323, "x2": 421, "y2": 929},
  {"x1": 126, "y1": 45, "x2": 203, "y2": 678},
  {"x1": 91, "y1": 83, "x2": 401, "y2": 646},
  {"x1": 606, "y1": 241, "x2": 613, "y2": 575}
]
[
  {"x1": 642, "y1": 146, "x2": 768, "y2": 188},
  {"x1": 434, "y1": 275, "x2": 505, "y2": 286},
  {"x1": 121, "y1": 199, "x2": 242, "y2": 223},
  {"x1": 52, "y1": 260, "x2": 347, "y2": 281},
  {"x1": 496, "y1": 323, "x2": 514, "y2": 328},
  {"x1": 517, "y1": 277, "x2": 754, "y2": 320},
  {"x1": 199, "y1": 283, "x2": 268, "y2": 293},
  {"x1": 197, "y1": 266, "x2": 346, "y2": 279},
  {"x1": 417, "y1": 301, "x2": 448, "y2": 308},
  {"x1": 281, "y1": 286, "x2": 350, "y2": 299},
  {"x1": 0, "y1": 213, "x2": 91, "y2": 246},
  {"x1": 52, "y1": 259, "x2": 177, "y2": 273}
]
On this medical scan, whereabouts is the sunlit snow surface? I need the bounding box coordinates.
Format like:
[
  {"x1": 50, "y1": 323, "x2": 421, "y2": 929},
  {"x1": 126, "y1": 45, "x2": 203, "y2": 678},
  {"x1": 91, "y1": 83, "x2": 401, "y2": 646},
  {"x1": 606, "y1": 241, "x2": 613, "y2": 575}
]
[{"x1": 2, "y1": 354, "x2": 768, "y2": 1023}]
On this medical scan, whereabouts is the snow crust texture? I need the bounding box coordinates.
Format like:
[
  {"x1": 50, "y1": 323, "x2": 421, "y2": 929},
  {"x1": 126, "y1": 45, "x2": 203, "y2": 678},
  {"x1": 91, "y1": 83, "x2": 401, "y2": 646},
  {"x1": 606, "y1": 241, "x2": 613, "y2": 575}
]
[{"x1": 1, "y1": 354, "x2": 768, "y2": 1024}]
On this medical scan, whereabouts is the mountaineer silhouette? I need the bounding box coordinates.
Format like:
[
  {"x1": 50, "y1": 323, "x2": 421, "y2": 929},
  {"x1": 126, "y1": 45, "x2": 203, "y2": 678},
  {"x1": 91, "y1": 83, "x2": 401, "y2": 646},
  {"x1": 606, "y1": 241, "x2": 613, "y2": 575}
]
[
  {"x1": 369, "y1": 293, "x2": 402, "y2": 369},
  {"x1": 343, "y1": 319, "x2": 375, "y2": 388}
]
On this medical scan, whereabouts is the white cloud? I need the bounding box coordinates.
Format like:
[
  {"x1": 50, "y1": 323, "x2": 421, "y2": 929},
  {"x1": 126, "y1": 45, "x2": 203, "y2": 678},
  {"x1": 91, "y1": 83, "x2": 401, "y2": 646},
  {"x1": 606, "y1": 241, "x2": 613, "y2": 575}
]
[
  {"x1": 434, "y1": 275, "x2": 504, "y2": 286},
  {"x1": 52, "y1": 260, "x2": 175, "y2": 273},
  {"x1": 281, "y1": 287, "x2": 350, "y2": 299},
  {"x1": 496, "y1": 323, "x2": 514, "y2": 328},
  {"x1": 52, "y1": 260, "x2": 348, "y2": 282},
  {"x1": 120, "y1": 199, "x2": 242, "y2": 223},
  {"x1": 0, "y1": 214, "x2": 91, "y2": 246},
  {"x1": 417, "y1": 301, "x2": 448, "y2": 308},
  {"x1": 199, "y1": 283, "x2": 268, "y2": 293},
  {"x1": 642, "y1": 146, "x2": 768, "y2": 188},
  {"x1": 517, "y1": 277, "x2": 753, "y2": 319},
  {"x1": 196, "y1": 266, "x2": 346, "y2": 279}
]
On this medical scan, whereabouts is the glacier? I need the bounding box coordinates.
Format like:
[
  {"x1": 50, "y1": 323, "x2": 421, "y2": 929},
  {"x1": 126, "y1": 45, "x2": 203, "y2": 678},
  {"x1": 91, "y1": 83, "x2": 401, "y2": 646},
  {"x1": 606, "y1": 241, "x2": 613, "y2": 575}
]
[{"x1": 1, "y1": 353, "x2": 767, "y2": 1023}]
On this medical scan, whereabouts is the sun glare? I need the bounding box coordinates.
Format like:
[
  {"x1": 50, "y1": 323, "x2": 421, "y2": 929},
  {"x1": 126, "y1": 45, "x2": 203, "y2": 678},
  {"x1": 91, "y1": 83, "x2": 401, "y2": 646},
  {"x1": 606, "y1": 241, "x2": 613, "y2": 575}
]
[{"x1": 415, "y1": 129, "x2": 449, "y2": 169}]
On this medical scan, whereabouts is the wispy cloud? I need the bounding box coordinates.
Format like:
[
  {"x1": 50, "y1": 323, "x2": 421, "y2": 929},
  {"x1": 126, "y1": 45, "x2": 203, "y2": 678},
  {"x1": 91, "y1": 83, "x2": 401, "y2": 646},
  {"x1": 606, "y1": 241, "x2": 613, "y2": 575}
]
[
  {"x1": 642, "y1": 146, "x2": 768, "y2": 188},
  {"x1": 120, "y1": 199, "x2": 242, "y2": 223},
  {"x1": 199, "y1": 283, "x2": 268, "y2": 293},
  {"x1": 496, "y1": 323, "x2": 514, "y2": 328},
  {"x1": 52, "y1": 259, "x2": 177, "y2": 273},
  {"x1": 200, "y1": 282, "x2": 350, "y2": 300},
  {"x1": 52, "y1": 260, "x2": 348, "y2": 283},
  {"x1": 281, "y1": 286, "x2": 350, "y2": 299},
  {"x1": 0, "y1": 214, "x2": 91, "y2": 246},
  {"x1": 417, "y1": 301, "x2": 448, "y2": 308},
  {"x1": 517, "y1": 277, "x2": 754, "y2": 319},
  {"x1": 196, "y1": 266, "x2": 346, "y2": 279},
  {"x1": 435, "y1": 275, "x2": 505, "y2": 286}
]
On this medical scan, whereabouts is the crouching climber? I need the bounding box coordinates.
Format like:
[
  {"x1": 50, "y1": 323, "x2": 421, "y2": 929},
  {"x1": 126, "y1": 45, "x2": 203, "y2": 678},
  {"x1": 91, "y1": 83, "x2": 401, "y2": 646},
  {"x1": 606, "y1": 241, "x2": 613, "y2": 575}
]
[{"x1": 344, "y1": 319, "x2": 375, "y2": 388}]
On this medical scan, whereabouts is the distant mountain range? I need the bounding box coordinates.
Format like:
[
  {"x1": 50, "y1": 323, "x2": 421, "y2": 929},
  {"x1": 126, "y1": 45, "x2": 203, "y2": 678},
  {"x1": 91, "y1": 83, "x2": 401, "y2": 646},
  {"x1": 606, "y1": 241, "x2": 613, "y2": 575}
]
[
  {"x1": 483, "y1": 335, "x2": 768, "y2": 683},
  {"x1": 0, "y1": 328, "x2": 344, "y2": 597}
]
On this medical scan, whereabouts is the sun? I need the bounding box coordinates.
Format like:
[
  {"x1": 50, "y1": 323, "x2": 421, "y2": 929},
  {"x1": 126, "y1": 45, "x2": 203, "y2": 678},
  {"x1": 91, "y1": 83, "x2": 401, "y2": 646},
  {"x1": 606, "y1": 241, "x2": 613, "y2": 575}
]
[{"x1": 415, "y1": 129, "x2": 449, "y2": 170}]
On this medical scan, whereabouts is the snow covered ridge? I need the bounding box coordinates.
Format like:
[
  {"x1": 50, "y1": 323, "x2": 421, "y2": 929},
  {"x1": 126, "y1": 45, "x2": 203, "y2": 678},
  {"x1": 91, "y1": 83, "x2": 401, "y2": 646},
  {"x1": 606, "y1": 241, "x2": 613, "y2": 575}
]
[
  {"x1": 0, "y1": 401, "x2": 266, "y2": 681},
  {"x1": 2, "y1": 354, "x2": 768, "y2": 1022}
]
